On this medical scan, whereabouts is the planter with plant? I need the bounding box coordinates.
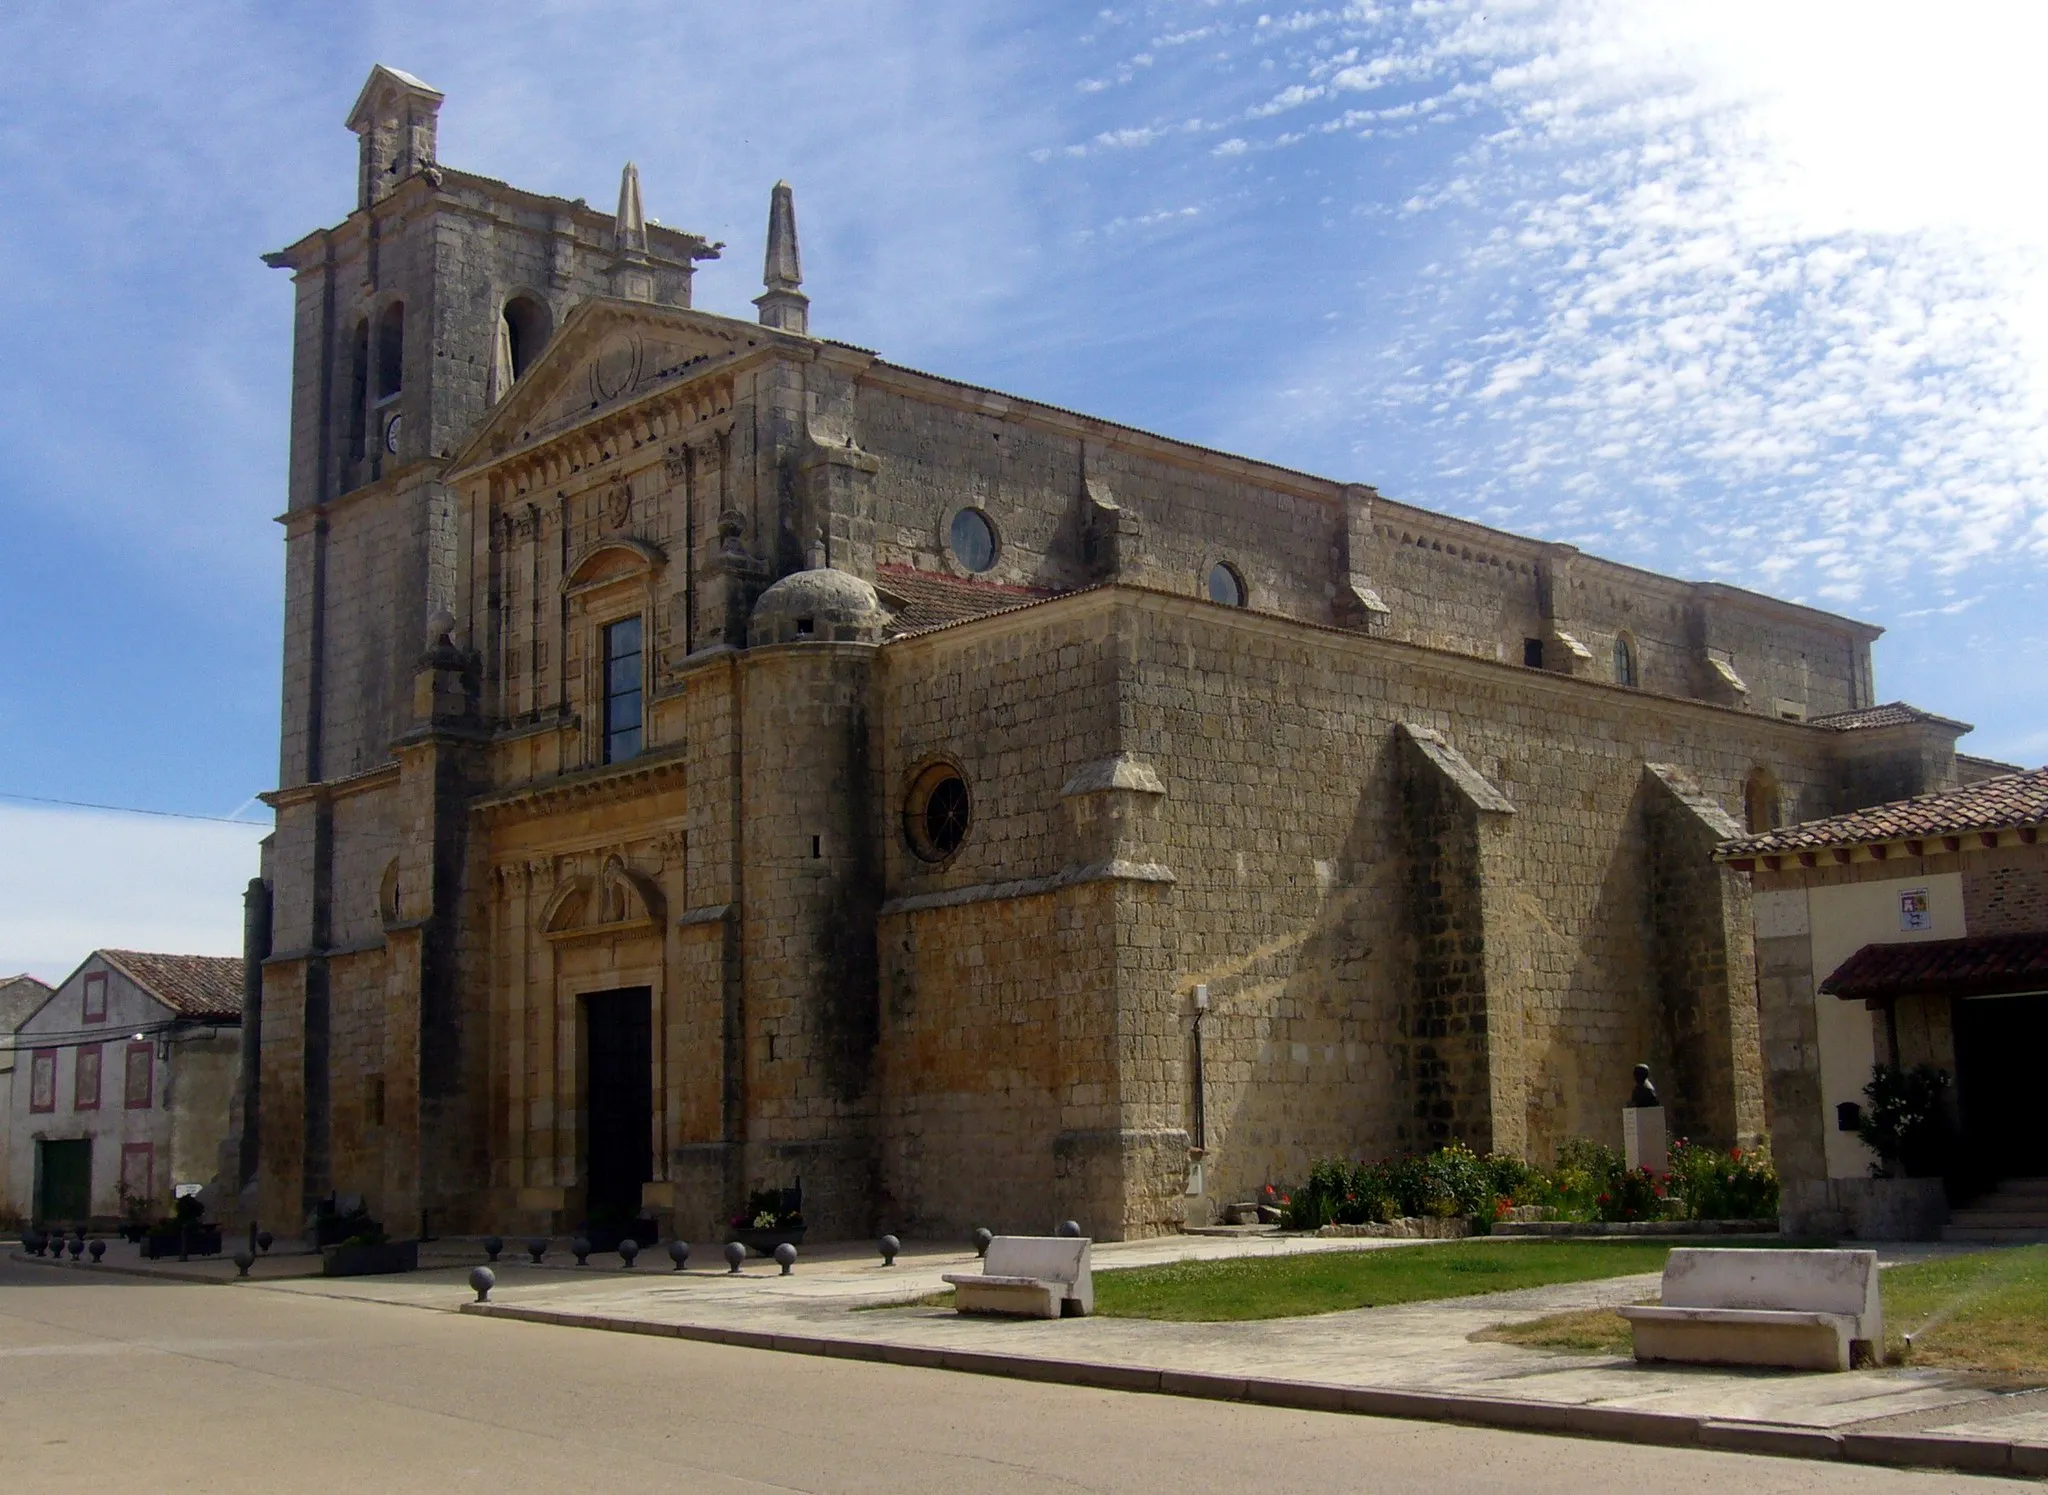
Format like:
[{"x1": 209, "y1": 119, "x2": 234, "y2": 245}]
[
  {"x1": 728, "y1": 1186, "x2": 804, "y2": 1254},
  {"x1": 141, "y1": 1195, "x2": 222, "y2": 1258},
  {"x1": 319, "y1": 1211, "x2": 418, "y2": 1276}
]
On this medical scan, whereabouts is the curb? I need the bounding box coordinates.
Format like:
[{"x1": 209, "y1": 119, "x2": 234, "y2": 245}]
[
  {"x1": 459, "y1": 1301, "x2": 2039, "y2": 1478},
  {"x1": 6, "y1": 1249, "x2": 323, "y2": 1286}
]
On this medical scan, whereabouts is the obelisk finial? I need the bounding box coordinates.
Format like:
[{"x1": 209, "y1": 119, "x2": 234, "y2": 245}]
[
  {"x1": 615, "y1": 161, "x2": 647, "y2": 255},
  {"x1": 754, "y1": 180, "x2": 809, "y2": 335}
]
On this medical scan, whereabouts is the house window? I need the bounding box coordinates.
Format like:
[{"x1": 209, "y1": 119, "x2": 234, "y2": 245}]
[
  {"x1": 75, "y1": 1044, "x2": 101, "y2": 1110},
  {"x1": 125, "y1": 1042, "x2": 155, "y2": 1110},
  {"x1": 1523, "y1": 637, "x2": 1545, "y2": 669},
  {"x1": 1613, "y1": 633, "x2": 1638, "y2": 688},
  {"x1": 82, "y1": 971, "x2": 107, "y2": 1023},
  {"x1": 119, "y1": 1143, "x2": 154, "y2": 1211},
  {"x1": 30, "y1": 1048, "x2": 57, "y2": 1112},
  {"x1": 602, "y1": 616, "x2": 644, "y2": 764}
]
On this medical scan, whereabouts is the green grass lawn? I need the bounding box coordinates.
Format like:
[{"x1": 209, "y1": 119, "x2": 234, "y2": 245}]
[
  {"x1": 1088, "y1": 1239, "x2": 1678, "y2": 1322},
  {"x1": 1480, "y1": 1244, "x2": 2048, "y2": 1384}
]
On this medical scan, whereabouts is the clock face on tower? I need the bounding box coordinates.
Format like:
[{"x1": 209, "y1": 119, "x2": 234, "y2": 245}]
[{"x1": 384, "y1": 412, "x2": 403, "y2": 454}]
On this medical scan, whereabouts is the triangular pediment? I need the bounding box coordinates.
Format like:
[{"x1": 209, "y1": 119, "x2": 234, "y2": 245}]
[{"x1": 453, "y1": 299, "x2": 785, "y2": 473}]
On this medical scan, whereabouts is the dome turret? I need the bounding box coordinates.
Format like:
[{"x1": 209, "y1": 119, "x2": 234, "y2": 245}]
[{"x1": 748, "y1": 567, "x2": 887, "y2": 646}]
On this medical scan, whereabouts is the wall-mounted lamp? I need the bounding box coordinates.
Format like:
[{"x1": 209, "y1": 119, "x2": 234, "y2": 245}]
[{"x1": 1193, "y1": 983, "x2": 1209, "y2": 1012}]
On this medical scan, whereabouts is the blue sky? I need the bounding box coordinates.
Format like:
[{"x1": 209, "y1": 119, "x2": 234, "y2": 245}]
[{"x1": 2, "y1": 0, "x2": 2045, "y2": 978}]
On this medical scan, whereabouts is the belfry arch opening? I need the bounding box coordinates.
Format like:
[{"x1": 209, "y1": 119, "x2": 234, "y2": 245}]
[
  {"x1": 502, "y1": 295, "x2": 551, "y2": 383},
  {"x1": 375, "y1": 301, "x2": 405, "y2": 400}
]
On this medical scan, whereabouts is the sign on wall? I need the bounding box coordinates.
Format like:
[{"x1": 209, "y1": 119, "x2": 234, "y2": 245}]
[{"x1": 1899, "y1": 888, "x2": 1933, "y2": 931}]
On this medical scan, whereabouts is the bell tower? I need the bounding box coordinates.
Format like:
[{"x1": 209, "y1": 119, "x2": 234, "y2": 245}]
[{"x1": 346, "y1": 65, "x2": 444, "y2": 211}]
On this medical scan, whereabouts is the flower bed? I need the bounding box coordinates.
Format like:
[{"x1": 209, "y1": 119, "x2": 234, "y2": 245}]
[{"x1": 1280, "y1": 1137, "x2": 1780, "y2": 1232}]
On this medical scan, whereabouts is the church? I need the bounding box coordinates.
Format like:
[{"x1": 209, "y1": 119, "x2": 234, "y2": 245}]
[{"x1": 242, "y1": 65, "x2": 2005, "y2": 1242}]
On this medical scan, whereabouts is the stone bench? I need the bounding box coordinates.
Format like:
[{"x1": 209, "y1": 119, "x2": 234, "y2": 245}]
[
  {"x1": 1617, "y1": 1247, "x2": 1883, "y2": 1371},
  {"x1": 942, "y1": 1236, "x2": 1094, "y2": 1319}
]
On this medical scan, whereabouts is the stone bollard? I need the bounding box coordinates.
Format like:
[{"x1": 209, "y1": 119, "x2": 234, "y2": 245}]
[
  {"x1": 483, "y1": 1235, "x2": 503, "y2": 1262},
  {"x1": 878, "y1": 1234, "x2": 900, "y2": 1266},
  {"x1": 667, "y1": 1240, "x2": 690, "y2": 1271},
  {"x1": 470, "y1": 1265, "x2": 495, "y2": 1303},
  {"x1": 774, "y1": 1243, "x2": 798, "y2": 1276},
  {"x1": 1056, "y1": 1220, "x2": 1082, "y2": 1239},
  {"x1": 233, "y1": 1249, "x2": 254, "y2": 1278},
  {"x1": 88, "y1": 1239, "x2": 105, "y2": 1264},
  {"x1": 527, "y1": 1237, "x2": 548, "y2": 1265},
  {"x1": 256, "y1": 1229, "x2": 274, "y2": 1253},
  {"x1": 618, "y1": 1239, "x2": 640, "y2": 1268},
  {"x1": 972, "y1": 1227, "x2": 993, "y2": 1257},
  {"x1": 724, "y1": 1241, "x2": 746, "y2": 1274},
  {"x1": 572, "y1": 1236, "x2": 592, "y2": 1266}
]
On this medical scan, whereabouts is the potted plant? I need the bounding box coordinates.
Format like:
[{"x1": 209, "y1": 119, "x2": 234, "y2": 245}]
[
  {"x1": 115, "y1": 1182, "x2": 151, "y2": 1244},
  {"x1": 1858, "y1": 1064, "x2": 1954, "y2": 1180},
  {"x1": 727, "y1": 1185, "x2": 805, "y2": 1255},
  {"x1": 141, "y1": 1195, "x2": 223, "y2": 1259}
]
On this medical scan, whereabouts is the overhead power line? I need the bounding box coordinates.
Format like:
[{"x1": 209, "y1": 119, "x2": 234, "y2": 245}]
[{"x1": 0, "y1": 791, "x2": 271, "y2": 827}]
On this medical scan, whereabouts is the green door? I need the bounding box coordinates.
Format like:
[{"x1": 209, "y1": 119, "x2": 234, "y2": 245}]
[{"x1": 37, "y1": 1139, "x2": 91, "y2": 1226}]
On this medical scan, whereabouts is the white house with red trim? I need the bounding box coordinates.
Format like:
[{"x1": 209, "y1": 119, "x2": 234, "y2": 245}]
[
  {"x1": 5, "y1": 951, "x2": 242, "y2": 1229},
  {"x1": 1718, "y1": 766, "x2": 2048, "y2": 1239}
]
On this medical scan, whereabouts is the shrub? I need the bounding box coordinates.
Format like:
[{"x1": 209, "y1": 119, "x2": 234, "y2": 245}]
[
  {"x1": 1668, "y1": 1137, "x2": 1780, "y2": 1220},
  {"x1": 1542, "y1": 1138, "x2": 1624, "y2": 1222},
  {"x1": 1858, "y1": 1063, "x2": 1953, "y2": 1178},
  {"x1": 1596, "y1": 1166, "x2": 1668, "y2": 1223}
]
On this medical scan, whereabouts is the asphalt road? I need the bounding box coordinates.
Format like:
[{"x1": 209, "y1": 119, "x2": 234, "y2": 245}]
[{"x1": 0, "y1": 1256, "x2": 2020, "y2": 1491}]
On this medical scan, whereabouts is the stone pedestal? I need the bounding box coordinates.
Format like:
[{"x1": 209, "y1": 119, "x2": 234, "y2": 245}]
[{"x1": 1624, "y1": 1105, "x2": 1667, "y2": 1175}]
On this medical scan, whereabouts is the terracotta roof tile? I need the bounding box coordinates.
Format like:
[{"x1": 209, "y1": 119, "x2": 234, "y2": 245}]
[
  {"x1": 1718, "y1": 767, "x2": 2048, "y2": 859},
  {"x1": 874, "y1": 564, "x2": 1060, "y2": 633},
  {"x1": 1819, "y1": 933, "x2": 2048, "y2": 1002},
  {"x1": 100, "y1": 951, "x2": 244, "y2": 1021},
  {"x1": 1808, "y1": 700, "x2": 1972, "y2": 733}
]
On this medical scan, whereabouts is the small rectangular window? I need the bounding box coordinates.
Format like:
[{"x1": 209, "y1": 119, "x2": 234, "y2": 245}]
[
  {"x1": 30, "y1": 1048, "x2": 57, "y2": 1112},
  {"x1": 1523, "y1": 637, "x2": 1545, "y2": 669},
  {"x1": 602, "y1": 617, "x2": 644, "y2": 764},
  {"x1": 82, "y1": 971, "x2": 107, "y2": 1023},
  {"x1": 367, "y1": 1073, "x2": 385, "y2": 1128},
  {"x1": 75, "y1": 1044, "x2": 102, "y2": 1110},
  {"x1": 125, "y1": 1042, "x2": 155, "y2": 1110}
]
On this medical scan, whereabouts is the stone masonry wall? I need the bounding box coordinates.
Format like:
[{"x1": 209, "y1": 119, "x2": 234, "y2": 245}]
[
  {"x1": 866, "y1": 589, "x2": 1838, "y2": 1229},
  {"x1": 1098, "y1": 591, "x2": 1828, "y2": 1200}
]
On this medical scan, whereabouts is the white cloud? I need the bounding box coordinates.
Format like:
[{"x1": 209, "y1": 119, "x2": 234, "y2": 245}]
[
  {"x1": 1176, "y1": 0, "x2": 2048, "y2": 607},
  {"x1": 0, "y1": 807, "x2": 269, "y2": 984}
]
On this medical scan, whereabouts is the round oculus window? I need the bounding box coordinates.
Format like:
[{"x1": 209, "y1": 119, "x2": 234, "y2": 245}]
[
  {"x1": 948, "y1": 508, "x2": 998, "y2": 574},
  {"x1": 905, "y1": 763, "x2": 972, "y2": 862},
  {"x1": 1207, "y1": 562, "x2": 1245, "y2": 606}
]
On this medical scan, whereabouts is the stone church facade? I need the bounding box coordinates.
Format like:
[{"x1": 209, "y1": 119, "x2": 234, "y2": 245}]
[{"x1": 247, "y1": 66, "x2": 1999, "y2": 1242}]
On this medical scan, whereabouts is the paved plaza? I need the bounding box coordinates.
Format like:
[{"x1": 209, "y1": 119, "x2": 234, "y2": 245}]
[
  {"x1": 3, "y1": 1246, "x2": 2034, "y2": 1492},
  {"x1": 14, "y1": 1232, "x2": 2048, "y2": 1477}
]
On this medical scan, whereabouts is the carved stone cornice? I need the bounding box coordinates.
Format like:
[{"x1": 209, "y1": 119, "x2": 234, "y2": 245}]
[{"x1": 469, "y1": 746, "x2": 689, "y2": 825}]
